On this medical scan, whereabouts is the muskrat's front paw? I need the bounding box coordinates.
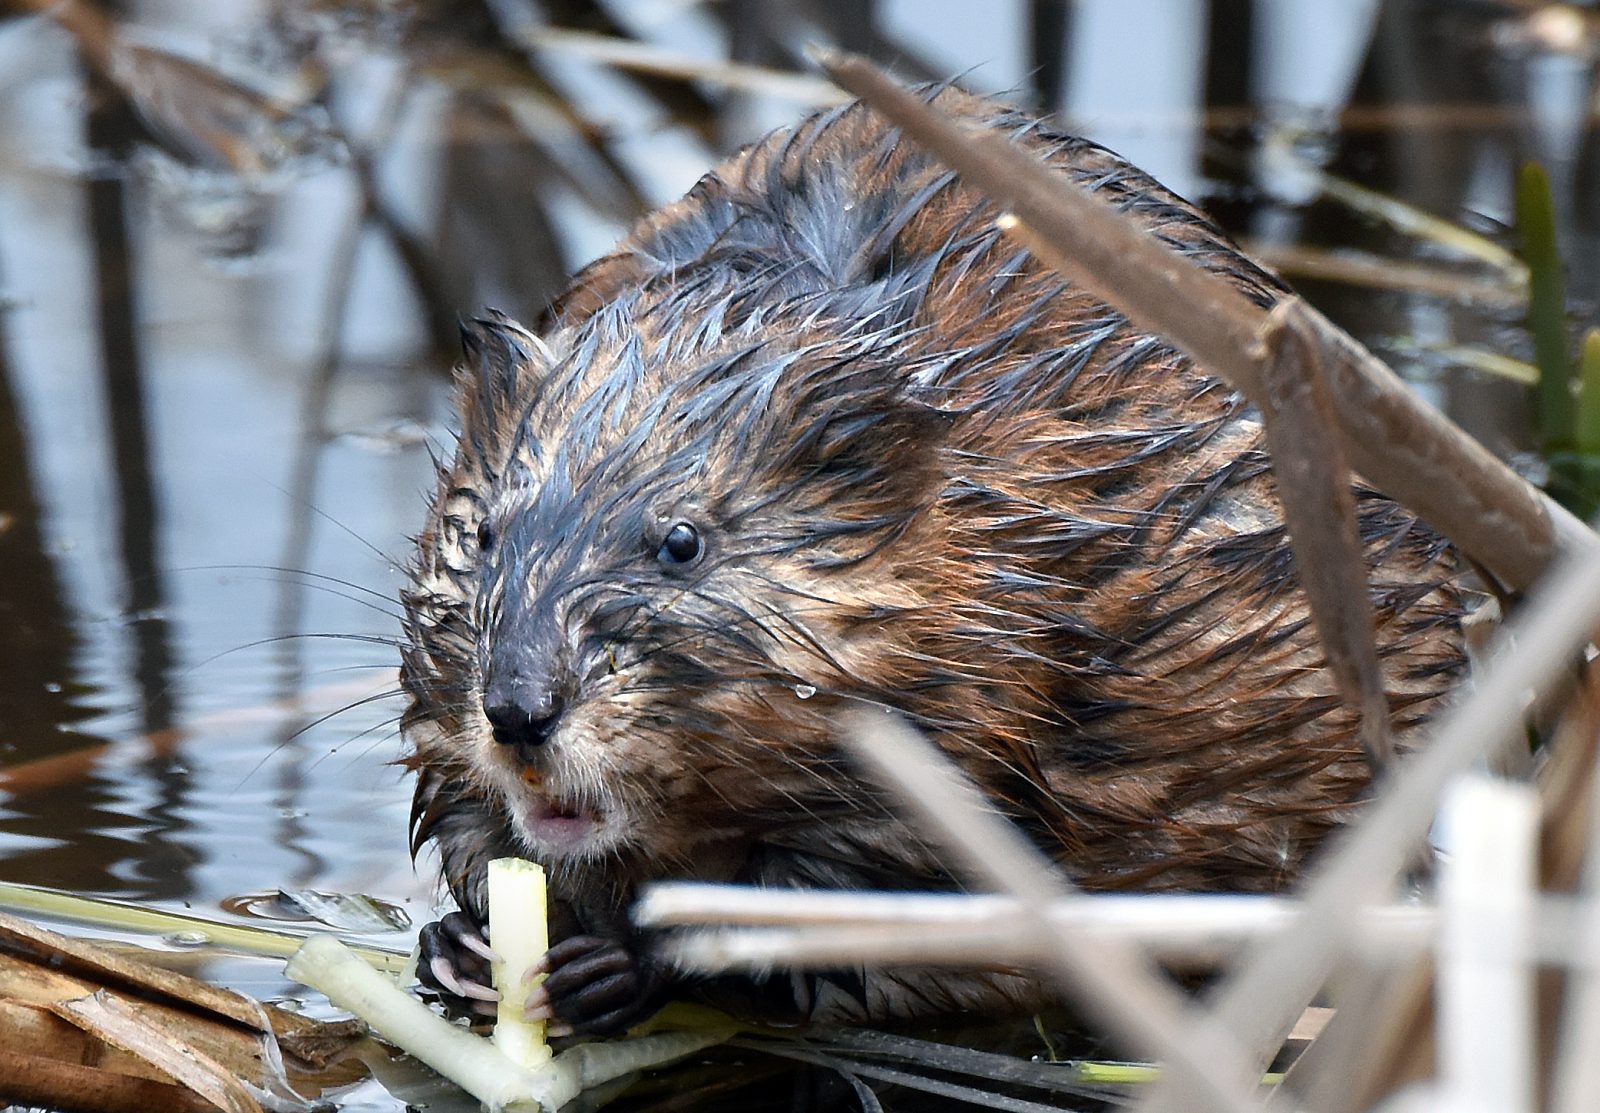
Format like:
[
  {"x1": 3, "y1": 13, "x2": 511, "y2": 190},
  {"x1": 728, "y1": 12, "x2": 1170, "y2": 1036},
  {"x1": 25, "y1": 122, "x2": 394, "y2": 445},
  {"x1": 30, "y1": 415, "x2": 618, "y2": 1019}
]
[
  {"x1": 417, "y1": 910, "x2": 501, "y2": 1018},
  {"x1": 531, "y1": 934, "x2": 663, "y2": 1037}
]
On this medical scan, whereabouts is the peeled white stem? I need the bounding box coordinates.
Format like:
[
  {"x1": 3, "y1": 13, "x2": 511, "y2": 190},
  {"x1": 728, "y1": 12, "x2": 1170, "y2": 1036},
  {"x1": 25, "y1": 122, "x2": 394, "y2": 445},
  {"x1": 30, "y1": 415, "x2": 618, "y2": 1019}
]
[
  {"x1": 489, "y1": 857, "x2": 551, "y2": 1068},
  {"x1": 287, "y1": 933, "x2": 546, "y2": 1110},
  {"x1": 286, "y1": 934, "x2": 728, "y2": 1112}
]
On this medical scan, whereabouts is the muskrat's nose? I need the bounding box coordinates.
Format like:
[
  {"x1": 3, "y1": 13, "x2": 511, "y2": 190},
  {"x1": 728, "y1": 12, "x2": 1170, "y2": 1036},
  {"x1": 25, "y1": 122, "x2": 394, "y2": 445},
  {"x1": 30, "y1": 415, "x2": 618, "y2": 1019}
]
[{"x1": 483, "y1": 682, "x2": 564, "y2": 751}]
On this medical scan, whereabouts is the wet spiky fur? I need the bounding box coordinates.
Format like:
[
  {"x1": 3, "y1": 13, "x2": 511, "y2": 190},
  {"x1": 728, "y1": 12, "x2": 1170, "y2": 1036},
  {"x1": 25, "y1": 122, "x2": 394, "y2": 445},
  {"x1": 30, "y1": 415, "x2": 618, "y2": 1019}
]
[{"x1": 400, "y1": 89, "x2": 1466, "y2": 1023}]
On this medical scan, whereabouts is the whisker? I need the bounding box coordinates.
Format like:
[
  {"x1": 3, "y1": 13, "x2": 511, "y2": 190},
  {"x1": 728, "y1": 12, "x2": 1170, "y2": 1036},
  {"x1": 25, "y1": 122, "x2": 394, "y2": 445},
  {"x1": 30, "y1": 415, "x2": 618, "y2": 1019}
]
[
  {"x1": 170, "y1": 563, "x2": 402, "y2": 615},
  {"x1": 258, "y1": 478, "x2": 401, "y2": 567},
  {"x1": 231, "y1": 687, "x2": 414, "y2": 791}
]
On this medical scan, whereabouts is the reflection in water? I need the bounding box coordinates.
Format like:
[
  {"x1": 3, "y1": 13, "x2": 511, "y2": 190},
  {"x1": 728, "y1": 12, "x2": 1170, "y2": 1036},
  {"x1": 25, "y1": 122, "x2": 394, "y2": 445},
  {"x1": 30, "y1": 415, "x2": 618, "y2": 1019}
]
[
  {"x1": 1311, "y1": 0, "x2": 1548, "y2": 454},
  {"x1": 0, "y1": 260, "x2": 95, "y2": 764},
  {"x1": 0, "y1": 1, "x2": 1596, "y2": 1107},
  {"x1": 0, "y1": 152, "x2": 131, "y2": 898},
  {"x1": 0, "y1": 5, "x2": 438, "y2": 925},
  {"x1": 86, "y1": 72, "x2": 177, "y2": 739},
  {"x1": 82, "y1": 71, "x2": 204, "y2": 900}
]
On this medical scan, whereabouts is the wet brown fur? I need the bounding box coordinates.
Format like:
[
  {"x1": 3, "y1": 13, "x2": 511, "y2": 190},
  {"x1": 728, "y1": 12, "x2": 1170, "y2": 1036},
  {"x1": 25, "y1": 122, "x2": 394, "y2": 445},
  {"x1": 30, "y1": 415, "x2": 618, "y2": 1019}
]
[{"x1": 399, "y1": 89, "x2": 1466, "y2": 1023}]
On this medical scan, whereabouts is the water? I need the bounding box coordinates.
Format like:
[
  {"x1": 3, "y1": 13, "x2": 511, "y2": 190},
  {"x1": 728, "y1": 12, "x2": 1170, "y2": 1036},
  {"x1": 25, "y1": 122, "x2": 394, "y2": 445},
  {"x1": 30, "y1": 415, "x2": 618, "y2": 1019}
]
[{"x1": 0, "y1": 1, "x2": 1594, "y2": 1109}]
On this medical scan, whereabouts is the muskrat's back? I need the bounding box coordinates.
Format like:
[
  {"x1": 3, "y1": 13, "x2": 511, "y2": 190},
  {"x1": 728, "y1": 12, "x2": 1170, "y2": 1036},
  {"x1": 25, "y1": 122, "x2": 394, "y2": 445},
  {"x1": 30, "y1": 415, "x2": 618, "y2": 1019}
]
[{"x1": 401, "y1": 89, "x2": 1465, "y2": 1027}]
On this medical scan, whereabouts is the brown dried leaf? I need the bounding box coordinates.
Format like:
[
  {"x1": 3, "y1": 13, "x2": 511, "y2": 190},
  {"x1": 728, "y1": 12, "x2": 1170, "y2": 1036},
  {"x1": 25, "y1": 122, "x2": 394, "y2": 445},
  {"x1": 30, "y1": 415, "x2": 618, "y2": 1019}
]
[
  {"x1": 0, "y1": 998, "x2": 169, "y2": 1081},
  {"x1": 3, "y1": 1050, "x2": 220, "y2": 1113},
  {"x1": 54, "y1": 991, "x2": 267, "y2": 1113},
  {"x1": 0, "y1": 913, "x2": 365, "y2": 1086},
  {"x1": 0, "y1": 910, "x2": 265, "y2": 1031}
]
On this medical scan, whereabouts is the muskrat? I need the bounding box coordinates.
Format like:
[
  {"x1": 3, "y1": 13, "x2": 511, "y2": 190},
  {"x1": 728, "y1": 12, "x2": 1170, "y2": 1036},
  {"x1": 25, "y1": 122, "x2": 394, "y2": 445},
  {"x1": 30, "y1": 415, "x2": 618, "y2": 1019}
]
[{"x1": 400, "y1": 88, "x2": 1466, "y2": 1035}]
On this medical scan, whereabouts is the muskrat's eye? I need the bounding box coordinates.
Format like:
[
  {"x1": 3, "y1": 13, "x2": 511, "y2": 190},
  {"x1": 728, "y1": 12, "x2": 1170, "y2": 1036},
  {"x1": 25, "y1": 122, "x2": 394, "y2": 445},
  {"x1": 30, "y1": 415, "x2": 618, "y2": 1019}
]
[
  {"x1": 658, "y1": 522, "x2": 702, "y2": 565},
  {"x1": 476, "y1": 520, "x2": 495, "y2": 554}
]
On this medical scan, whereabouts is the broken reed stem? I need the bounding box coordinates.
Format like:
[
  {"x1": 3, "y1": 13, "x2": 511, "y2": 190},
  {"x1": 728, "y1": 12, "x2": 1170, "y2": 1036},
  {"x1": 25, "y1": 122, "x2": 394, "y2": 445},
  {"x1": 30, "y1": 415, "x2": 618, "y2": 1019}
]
[
  {"x1": 815, "y1": 48, "x2": 1594, "y2": 596},
  {"x1": 1249, "y1": 300, "x2": 1393, "y2": 766},
  {"x1": 643, "y1": 885, "x2": 1427, "y2": 963},
  {"x1": 1437, "y1": 776, "x2": 1538, "y2": 1113},
  {"x1": 1009, "y1": 214, "x2": 1395, "y2": 766},
  {"x1": 645, "y1": 885, "x2": 1599, "y2": 974},
  {"x1": 839, "y1": 711, "x2": 1262, "y2": 1113},
  {"x1": 1165, "y1": 530, "x2": 1600, "y2": 1113},
  {"x1": 1551, "y1": 695, "x2": 1600, "y2": 1113}
]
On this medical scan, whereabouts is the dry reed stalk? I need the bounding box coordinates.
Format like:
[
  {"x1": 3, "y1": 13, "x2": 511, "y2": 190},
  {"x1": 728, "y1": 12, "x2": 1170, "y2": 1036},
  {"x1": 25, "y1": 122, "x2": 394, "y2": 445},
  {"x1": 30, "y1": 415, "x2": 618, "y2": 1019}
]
[
  {"x1": 1547, "y1": 674, "x2": 1600, "y2": 1113},
  {"x1": 813, "y1": 48, "x2": 1594, "y2": 596},
  {"x1": 509, "y1": 27, "x2": 848, "y2": 105},
  {"x1": 1436, "y1": 776, "x2": 1539, "y2": 1113},
  {"x1": 839, "y1": 711, "x2": 1262, "y2": 1113},
  {"x1": 1241, "y1": 242, "x2": 1526, "y2": 309},
  {"x1": 641, "y1": 886, "x2": 1437, "y2": 970},
  {"x1": 1170, "y1": 537, "x2": 1600, "y2": 1113},
  {"x1": 1287, "y1": 954, "x2": 1435, "y2": 1113},
  {"x1": 801, "y1": 51, "x2": 1600, "y2": 1112},
  {"x1": 647, "y1": 884, "x2": 1600, "y2": 980}
]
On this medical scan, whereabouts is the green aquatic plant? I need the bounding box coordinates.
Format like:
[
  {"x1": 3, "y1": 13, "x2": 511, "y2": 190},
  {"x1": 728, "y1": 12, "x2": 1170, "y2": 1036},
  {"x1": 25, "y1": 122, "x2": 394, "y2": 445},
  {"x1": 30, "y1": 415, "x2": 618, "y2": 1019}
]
[{"x1": 1516, "y1": 163, "x2": 1600, "y2": 517}]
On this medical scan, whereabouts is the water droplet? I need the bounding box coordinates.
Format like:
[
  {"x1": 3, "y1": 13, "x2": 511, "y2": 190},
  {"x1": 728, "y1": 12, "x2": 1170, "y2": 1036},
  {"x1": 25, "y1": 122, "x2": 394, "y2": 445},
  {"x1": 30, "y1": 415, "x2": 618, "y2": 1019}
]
[
  {"x1": 793, "y1": 684, "x2": 816, "y2": 700},
  {"x1": 164, "y1": 930, "x2": 210, "y2": 948}
]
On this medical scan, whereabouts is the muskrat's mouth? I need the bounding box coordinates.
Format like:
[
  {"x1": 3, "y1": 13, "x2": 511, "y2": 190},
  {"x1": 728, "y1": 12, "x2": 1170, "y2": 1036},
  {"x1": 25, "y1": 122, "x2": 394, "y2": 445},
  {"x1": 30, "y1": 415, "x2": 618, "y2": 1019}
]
[{"x1": 515, "y1": 769, "x2": 605, "y2": 851}]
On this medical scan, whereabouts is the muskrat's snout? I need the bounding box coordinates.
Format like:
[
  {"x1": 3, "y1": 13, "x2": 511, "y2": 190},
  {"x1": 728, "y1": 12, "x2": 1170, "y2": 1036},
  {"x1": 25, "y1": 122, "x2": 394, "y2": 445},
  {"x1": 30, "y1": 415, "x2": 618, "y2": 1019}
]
[
  {"x1": 479, "y1": 598, "x2": 579, "y2": 760},
  {"x1": 482, "y1": 672, "x2": 564, "y2": 753}
]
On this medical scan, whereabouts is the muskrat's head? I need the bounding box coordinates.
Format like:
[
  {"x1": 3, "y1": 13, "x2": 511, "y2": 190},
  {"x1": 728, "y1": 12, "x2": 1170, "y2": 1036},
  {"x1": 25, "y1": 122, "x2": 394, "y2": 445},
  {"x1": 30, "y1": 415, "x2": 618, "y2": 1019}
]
[{"x1": 401, "y1": 303, "x2": 948, "y2": 872}]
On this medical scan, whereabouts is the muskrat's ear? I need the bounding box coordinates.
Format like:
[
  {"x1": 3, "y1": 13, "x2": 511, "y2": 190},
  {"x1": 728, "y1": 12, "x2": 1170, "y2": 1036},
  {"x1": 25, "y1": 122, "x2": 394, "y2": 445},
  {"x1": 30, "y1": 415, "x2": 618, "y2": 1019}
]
[
  {"x1": 541, "y1": 253, "x2": 652, "y2": 330},
  {"x1": 805, "y1": 391, "x2": 954, "y2": 508},
  {"x1": 456, "y1": 310, "x2": 552, "y2": 458}
]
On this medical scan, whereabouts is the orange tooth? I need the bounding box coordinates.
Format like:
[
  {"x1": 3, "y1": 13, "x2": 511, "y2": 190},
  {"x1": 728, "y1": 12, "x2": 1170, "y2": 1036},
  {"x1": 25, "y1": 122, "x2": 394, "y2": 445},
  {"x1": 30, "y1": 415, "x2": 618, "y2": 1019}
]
[{"x1": 520, "y1": 768, "x2": 543, "y2": 787}]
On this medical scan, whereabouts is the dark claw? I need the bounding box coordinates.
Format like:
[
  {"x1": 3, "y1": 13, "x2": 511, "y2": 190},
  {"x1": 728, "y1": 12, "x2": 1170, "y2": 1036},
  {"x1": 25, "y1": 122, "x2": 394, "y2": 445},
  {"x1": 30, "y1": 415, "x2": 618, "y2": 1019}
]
[
  {"x1": 541, "y1": 933, "x2": 663, "y2": 1036},
  {"x1": 418, "y1": 910, "x2": 498, "y2": 1018}
]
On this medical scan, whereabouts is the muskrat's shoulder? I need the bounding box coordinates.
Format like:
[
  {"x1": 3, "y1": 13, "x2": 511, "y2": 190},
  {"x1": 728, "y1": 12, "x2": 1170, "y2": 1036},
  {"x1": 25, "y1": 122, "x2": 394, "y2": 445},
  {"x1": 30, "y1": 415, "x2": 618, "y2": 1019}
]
[{"x1": 545, "y1": 88, "x2": 1283, "y2": 331}]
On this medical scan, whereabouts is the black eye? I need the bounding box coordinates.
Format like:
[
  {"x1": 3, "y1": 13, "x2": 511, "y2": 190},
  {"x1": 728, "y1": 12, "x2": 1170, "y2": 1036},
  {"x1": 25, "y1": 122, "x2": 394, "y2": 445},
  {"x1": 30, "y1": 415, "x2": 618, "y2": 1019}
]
[
  {"x1": 476, "y1": 520, "x2": 495, "y2": 553},
  {"x1": 658, "y1": 522, "x2": 702, "y2": 565}
]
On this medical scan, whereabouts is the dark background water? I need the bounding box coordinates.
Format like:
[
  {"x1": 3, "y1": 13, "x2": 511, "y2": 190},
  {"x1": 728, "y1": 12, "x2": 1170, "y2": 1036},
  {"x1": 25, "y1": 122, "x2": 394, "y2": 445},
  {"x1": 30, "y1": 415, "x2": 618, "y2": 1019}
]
[{"x1": 0, "y1": 0, "x2": 1595, "y2": 1108}]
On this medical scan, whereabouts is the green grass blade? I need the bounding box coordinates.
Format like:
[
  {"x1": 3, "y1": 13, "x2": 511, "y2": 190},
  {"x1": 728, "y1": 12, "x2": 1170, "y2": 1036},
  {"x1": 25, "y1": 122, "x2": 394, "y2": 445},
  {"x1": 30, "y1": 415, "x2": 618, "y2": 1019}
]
[
  {"x1": 1577, "y1": 328, "x2": 1600, "y2": 455},
  {"x1": 1515, "y1": 161, "x2": 1572, "y2": 450},
  {"x1": 0, "y1": 880, "x2": 409, "y2": 973}
]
